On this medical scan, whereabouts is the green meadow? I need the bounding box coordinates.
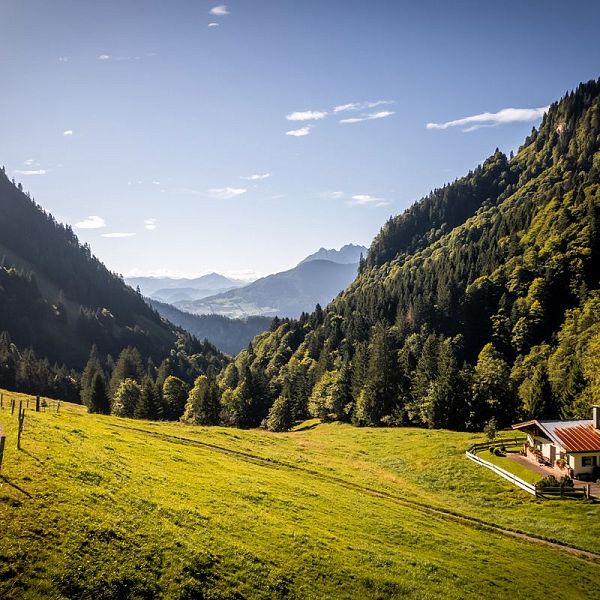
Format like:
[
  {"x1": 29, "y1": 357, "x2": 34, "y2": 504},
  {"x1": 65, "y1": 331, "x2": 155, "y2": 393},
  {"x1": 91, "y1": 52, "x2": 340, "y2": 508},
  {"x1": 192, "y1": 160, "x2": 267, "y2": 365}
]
[{"x1": 1, "y1": 390, "x2": 599, "y2": 599}]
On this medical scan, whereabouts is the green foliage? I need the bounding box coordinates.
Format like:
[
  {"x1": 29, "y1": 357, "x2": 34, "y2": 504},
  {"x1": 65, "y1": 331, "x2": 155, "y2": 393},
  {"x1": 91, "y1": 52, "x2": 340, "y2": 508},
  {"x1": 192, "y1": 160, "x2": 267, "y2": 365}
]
[
  {"x1": 162, "y1": 375, "x2": 189, "y2": 421},
  {"x1": 265, "y1": 395, "x2": 294, "y2": 431},
  {"x1": 182, "y1": 374, "x2": 221, "y2": 425},
  {"x1": 217, "y1": 79, "x2": 600, "y2": 431},
  {"x1": 87, "y1": 371, "x2": 110, "y2": 415},
  {"x1": 111, "y1": 378, "x2": 142, "y2": 417}
]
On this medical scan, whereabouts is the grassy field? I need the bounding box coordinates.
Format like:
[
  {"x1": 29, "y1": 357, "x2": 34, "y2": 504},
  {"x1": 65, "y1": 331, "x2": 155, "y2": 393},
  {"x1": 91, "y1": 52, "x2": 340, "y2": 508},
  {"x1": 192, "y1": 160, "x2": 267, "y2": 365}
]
[{"x1": 1, "y1": 390, "x2": 599, "y2": 599}]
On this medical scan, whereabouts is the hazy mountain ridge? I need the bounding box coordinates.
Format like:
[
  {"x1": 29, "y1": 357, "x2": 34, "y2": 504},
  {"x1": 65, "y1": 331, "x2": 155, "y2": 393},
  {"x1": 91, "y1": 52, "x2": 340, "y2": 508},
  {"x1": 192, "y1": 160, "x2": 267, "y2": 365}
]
[
  {"x1": 298, "y1": 243, "x2": 367, "y2": 266},
  {"x1": 175, "y1": 259, "x2": 359, "y2": 319}
]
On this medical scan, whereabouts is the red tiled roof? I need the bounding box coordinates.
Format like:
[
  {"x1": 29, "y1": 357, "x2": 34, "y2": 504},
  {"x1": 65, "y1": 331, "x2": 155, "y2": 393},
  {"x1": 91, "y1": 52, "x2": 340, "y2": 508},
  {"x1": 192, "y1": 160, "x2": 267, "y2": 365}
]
[{"x1": 552, "y1": 423, "x2": 600, "y2": 453}]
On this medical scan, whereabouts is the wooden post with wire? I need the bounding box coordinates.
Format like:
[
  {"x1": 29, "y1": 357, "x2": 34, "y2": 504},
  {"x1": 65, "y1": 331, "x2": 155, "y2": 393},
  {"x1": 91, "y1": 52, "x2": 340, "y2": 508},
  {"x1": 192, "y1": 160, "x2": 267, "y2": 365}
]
[
  {"x1": 35, "y1": 395, "x2": 40, "y2": 412},
  {"x1": 0, "y1": 393, "x2": 3, "y2": 409},
  {"x1": 56, "y1": 401, "x2": 61, "y2": 414},
  {"x1": 11, "y1": 399, "x2": 15, "y2": 416},
  {"x1": 0, "y1": 424, "x2": 5, "y2": 471},
  {"x1": 17, "y1": 407, "x2": 25, "y2": 450}
]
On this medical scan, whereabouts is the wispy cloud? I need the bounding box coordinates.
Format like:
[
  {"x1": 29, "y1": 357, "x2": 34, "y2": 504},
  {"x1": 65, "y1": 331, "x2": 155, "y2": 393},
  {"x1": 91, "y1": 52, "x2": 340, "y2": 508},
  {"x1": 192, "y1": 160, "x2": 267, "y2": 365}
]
[
  {"x1": 426, "y1": 106, "x2": 549, "y2": 132},
  {"x1": 350, "y1": 194, "x2": 389, "y2": 207},
  {"x1": 319, "y1": 191, "x2": 345, "y2": 200},
  {"x1": 63, "y1": 130, "x2": 73, "y2": 136},
  {"x1": 207, "y1": 187, "x2": 247, "y2": 200},
  {"x1": 241, "y1": 173, "x2": 271, "y2": 181},
  {"x1": 208, "y1": 22, "x2": 219, "y2": 27},
  {"x1": 209, "y1": 5, "x2": 229, "y2": 15},
  {"x1": 58, "y1": 56, "x2": 69, "y2": 63},
  {"x1": 14, "y1": 169, "x2": 47, "y2": 176},
  {"x1": 334, "y1": 100, "x2": 394, "y2": 113},
  {"x1": 286, "y1": 110, "x2": 328, "y2": 122},
  {"x1": 286, "y1": 126, "x2": 312, "y2": 137},
  {"x1": 144, "y1": 218, "x2": 157, "y2": 231},
  {"x1": 101, "y1": 232, "x2": 136, "y2": 238},
  {"x1": 340, "y1": 110, "x2": 395, "y2": 124},
  {"x1": 98, "y1": 54, "x2": 111, "y2": 60},
  {"x1": 24, "y1": 159, "x2": 37, "y2": 166},
  {"x1": 75, "y1": 216, "x2": 106, "y2": 229}
]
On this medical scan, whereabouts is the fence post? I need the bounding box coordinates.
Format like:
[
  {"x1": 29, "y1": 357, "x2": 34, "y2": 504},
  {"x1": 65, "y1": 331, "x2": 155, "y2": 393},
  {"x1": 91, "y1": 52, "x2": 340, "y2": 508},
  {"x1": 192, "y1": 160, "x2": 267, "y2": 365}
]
[
  {"x1": 11, "y1": 399, "x2": 15, "y2": 416},
  {"x1": 0, "y1": 424, "x2": 5, "y2": 471},
  {"x1": 35, "y1": 395, "x2": 40, "y2": 412},
  {"x1": 0, "y1": 393, "x2": 3, "y2": 409},
  {"x1": 56, "y1": 401, "x2": 60, "y2": 414},
  {"x1": 27, "y1": 397, "x2": 29, "y2": 409},
  {"x1": 17, "y1": 408, "x2": 24, "y2": 450}
]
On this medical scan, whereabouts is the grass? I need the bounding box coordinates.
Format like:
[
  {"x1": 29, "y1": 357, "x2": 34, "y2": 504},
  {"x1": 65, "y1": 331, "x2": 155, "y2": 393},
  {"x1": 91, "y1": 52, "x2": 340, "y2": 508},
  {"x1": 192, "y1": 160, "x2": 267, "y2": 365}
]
[{"x1": 0, "y1": 389, "x2": 599, "y2": 599}]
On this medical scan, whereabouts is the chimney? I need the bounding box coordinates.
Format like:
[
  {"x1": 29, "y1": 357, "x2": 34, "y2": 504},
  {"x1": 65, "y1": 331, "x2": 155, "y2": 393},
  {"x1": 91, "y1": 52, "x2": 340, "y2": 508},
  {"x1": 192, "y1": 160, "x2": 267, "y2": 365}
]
[{"x1": 593, "y1": 406, "x2": 600, "y2": 429}]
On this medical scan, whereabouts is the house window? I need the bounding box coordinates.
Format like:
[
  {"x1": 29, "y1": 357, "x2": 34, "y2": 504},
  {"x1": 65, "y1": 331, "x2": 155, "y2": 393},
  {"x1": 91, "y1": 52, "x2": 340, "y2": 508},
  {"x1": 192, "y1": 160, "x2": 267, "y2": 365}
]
[{"x1": 582, "y1": 456, "x2": 598, "y2": 467}]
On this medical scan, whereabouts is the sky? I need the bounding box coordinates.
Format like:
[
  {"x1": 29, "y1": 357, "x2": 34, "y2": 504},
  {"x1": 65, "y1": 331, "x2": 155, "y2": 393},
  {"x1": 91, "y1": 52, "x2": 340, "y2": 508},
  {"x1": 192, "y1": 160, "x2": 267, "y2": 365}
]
[{"x1": 2, "y1": 1, "x2": 600, "y2": 279}]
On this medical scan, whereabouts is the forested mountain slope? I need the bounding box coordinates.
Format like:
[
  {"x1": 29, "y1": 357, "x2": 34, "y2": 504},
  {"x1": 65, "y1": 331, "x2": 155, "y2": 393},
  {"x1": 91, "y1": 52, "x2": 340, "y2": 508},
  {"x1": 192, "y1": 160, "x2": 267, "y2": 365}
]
[
  {"x1": 0, "y1": 171, "x2": 225, "y2": 375},
  {"x1": 148, "y1": 298, "x2": 272, "y2": 355},
  {"x1": 216, "y1": 79, "x2": 600, "y2": 432}
]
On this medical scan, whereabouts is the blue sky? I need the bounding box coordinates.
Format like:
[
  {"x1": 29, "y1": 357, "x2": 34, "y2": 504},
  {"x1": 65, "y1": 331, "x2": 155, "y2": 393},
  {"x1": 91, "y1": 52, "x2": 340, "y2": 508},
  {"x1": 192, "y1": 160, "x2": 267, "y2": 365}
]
[{"x1": 2, "y1": 1, "x2": 599, "y2": 279}]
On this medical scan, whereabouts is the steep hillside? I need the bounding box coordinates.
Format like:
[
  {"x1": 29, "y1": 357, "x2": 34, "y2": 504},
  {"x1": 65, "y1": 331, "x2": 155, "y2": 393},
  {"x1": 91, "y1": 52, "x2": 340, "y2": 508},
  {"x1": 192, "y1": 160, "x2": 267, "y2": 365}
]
[
  {"x1": 299, "y1": 243, "x2": 367, "y2": 265},
  {"x1": 177, "y1": 260, "x2": 358, "y2": 318},
  {"x1": 0, "y1": 172, "x2": 226, "y2": 377},
  {"x1": 217, "y1": 79, "x2": 600, "y2": 431},
  {"x1": 148, "y1": 298, "x2": 272, "y2": 355}
]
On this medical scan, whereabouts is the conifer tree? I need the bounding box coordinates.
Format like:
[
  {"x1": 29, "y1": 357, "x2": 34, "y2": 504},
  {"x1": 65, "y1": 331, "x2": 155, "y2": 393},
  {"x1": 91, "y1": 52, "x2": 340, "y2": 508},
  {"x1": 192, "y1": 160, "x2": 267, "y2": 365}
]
[
  {"x1": 265, "y1": 395, "x2": 293, "y2": 432},
  {"x1": 181, "y1": 374, "x2": 220, "y2": 425},
  {"x1": 88, "y1": 371, "x2": 110, "y2": 414}
]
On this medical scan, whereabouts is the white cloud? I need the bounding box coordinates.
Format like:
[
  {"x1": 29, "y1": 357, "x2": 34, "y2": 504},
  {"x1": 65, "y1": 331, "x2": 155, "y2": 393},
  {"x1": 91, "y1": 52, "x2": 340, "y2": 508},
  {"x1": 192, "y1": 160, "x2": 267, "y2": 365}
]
[
  {"x1": 144, "y1": 218, "x2": 157, "y2": 231},
  {"x1": 350, "y1": 194, "x2": 389, "y2": 207},
  {"x1": 75, "y1": 215, "x2": 106, "y2": 229},
  {"x1": 207, "y1": 187, "x2": 247, "y2": 200},
  {"x1": 14, "y1": 169, "x2": 47, "y2": 176},
  {"x1": 58, "y1": 56, "x2": 69, "y2": 63},
  {"x1": 209, "y1": 5, "x2": 229, "y2": 15},
  {"x1": 98, "y1": 54, "x2": 111, "y2": 60},
  {"x1": 24, "y1": 159, "x2": 37, "y2": 166},
  {"x1": 101, "y1": 232, "x2": 136, "y2": 238},
  {"x1": 320, "y1": 191, "x2": 344, "y2": 200},
  {"x1": 63, "y1": 130, "x2": 73, "y2": 136},
  {"x1": 426, "y1": 106, "x2": 549, "y2": 132},
  {"x1": 286, "y1": 126, "x2": 311, "y2": 137},
  {"x1": 208, "y1": 22, "x2": 219, "y2": 27},
  {"x1": 152, "y1": 180, "x2": 161, "y2": 185},
  {"x1": 334, "y1": 100, "x2": 394, "y2": 113},
  {"x1": 286, "y1": 110, "x2": 328, "y2": 121},
  {"x1": 340, "y1": 110, "x2": 395, "y2": 124},
  {"x1": 241, "y1": 173, "x2": 271, "y2": 181}
]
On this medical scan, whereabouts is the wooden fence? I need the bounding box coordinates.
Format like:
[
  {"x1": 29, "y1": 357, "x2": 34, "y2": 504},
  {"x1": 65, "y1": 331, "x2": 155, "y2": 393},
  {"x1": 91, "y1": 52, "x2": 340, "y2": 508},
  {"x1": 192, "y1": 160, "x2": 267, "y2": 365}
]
[
  {"x1": 465, "y1": 449, "x2": 537, "y2": 496},
  {"x1": 465, "y1": 439, "x2": 592, "y2": 500}
]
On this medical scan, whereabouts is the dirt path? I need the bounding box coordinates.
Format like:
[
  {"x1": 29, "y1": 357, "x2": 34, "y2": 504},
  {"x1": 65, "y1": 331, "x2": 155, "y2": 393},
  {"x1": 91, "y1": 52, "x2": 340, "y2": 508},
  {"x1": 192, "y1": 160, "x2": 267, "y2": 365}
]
[{"x1": 110, "y1": 423, "x2": 600, "y2": 565}]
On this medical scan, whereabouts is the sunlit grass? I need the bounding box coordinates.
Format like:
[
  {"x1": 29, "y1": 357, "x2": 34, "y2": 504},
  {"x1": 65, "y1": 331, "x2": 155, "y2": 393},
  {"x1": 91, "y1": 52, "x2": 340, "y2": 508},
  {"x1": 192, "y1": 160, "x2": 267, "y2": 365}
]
[{"x1": 0, "y1": 390, "x2": 599, "y2": 599}]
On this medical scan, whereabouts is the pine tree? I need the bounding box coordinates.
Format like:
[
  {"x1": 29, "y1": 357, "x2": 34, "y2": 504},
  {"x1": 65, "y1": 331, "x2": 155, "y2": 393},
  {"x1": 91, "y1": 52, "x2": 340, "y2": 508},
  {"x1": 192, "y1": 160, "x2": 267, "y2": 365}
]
[
  {"x1": 162, "y1": 375, "x2": 189, "y2": 420},
  {"x1": 81, "y1": 344, "x2": 102, "y2": 406},
  {"x1": 182, "y1": 374, "x2": 220, "y2": 425},
  {"x1": 265, "y1": 395, "x2": 293, "y2": 432},
  {"x1": 88, "y1": 371, "x2": 110, "y2": 414},
  {"x1": 135, "y1": 376, "x2": 161, "y2": 420},
  {"x1": 111, "y1": 378, "x2": 142, "y2": 417},
  {"x1": 109, "y1": 347, "x2": 144, "y2": 398}
]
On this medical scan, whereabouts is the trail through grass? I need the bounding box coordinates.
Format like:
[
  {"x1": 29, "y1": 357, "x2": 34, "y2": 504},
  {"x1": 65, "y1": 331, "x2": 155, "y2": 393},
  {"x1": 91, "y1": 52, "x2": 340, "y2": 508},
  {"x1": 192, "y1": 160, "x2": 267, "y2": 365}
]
[{"x1": 1, "y1": 391, "x2": 599, "y2": 599}]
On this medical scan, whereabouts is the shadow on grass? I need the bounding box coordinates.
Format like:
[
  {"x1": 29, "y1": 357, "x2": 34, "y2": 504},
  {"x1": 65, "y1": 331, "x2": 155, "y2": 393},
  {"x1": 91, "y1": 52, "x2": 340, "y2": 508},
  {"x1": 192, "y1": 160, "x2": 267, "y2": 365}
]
[{"x1": 1, "y1": 475, "x2": 32, "y2": 498}]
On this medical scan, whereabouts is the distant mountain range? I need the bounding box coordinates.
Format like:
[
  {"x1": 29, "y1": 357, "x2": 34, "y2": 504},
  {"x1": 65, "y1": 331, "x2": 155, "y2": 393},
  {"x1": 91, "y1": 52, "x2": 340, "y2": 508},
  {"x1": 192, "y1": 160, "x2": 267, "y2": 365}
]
[
  {"x1": 130, "y1": 244, "x2": 367, "y2": 320},
  {"x1": 126, "y1": 273, "x2": 248, "y2": 303},
  {"x1": 298, "y1": 243, "x2": 367, "y2": 266},
  {"x1": 174, "y1": 259, "x2": 359, "y2": 319}
]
